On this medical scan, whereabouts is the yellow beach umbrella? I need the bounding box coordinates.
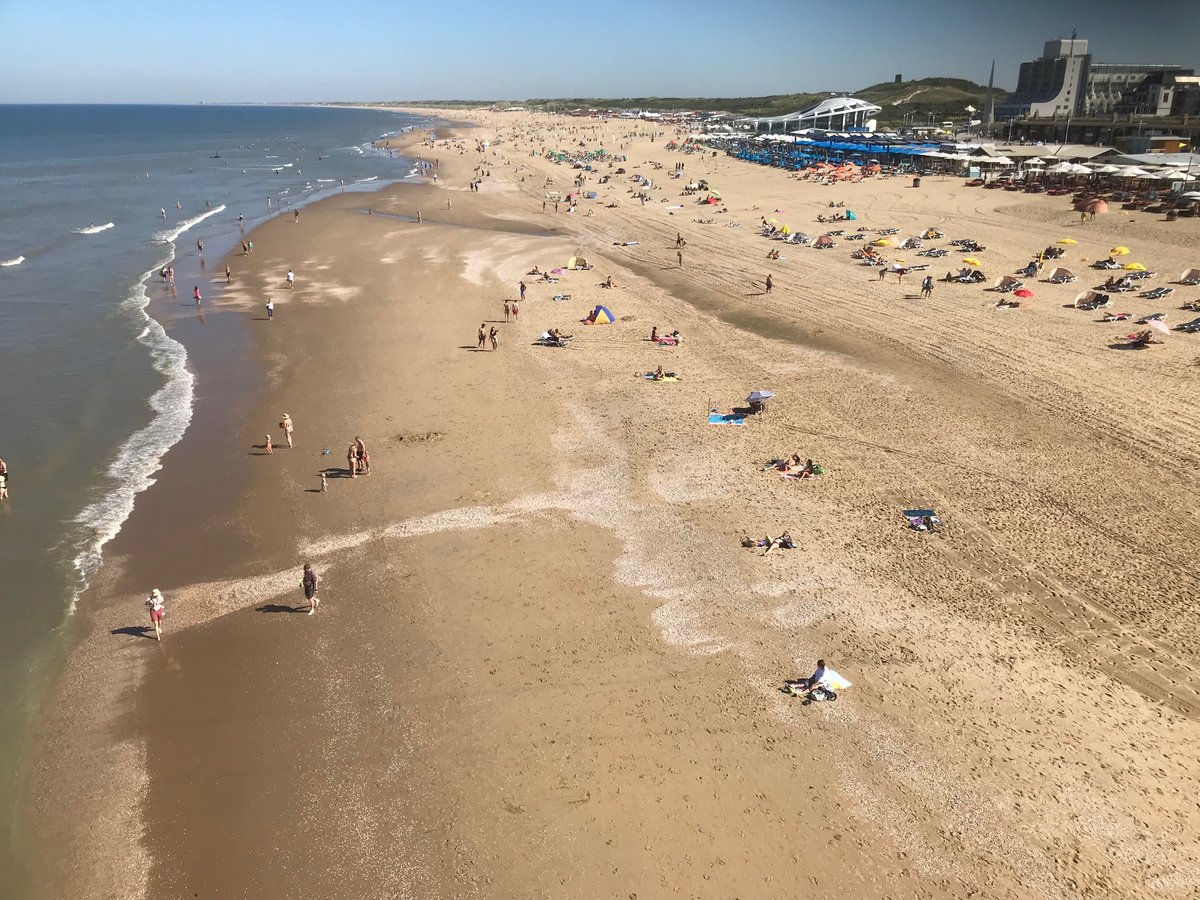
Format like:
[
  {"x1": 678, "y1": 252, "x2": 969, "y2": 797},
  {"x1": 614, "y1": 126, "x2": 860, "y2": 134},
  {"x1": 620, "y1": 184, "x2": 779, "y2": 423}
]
[
  {"x1": 1057, "y1": 238, "x2": 1077, "y2": 245},
  {"x1": 1123, "y1": 262, "x2": 1146, "y2": 271},
  {"x1": 1110, "y1": 246, "x2": 1130, "y2": 256},
  {"x1": 963, "y1": 257, "x2": 982, "y2": 267},
  {"x1": 780, "y1": 225, "x2": 791, "y2": 235}
]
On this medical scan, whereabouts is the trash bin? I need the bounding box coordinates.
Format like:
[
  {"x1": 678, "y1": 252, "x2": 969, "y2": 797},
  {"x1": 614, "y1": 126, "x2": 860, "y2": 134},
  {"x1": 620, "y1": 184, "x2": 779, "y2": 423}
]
[{"x1": 912, "y1": 176, "x2": 922, "y2": 188}]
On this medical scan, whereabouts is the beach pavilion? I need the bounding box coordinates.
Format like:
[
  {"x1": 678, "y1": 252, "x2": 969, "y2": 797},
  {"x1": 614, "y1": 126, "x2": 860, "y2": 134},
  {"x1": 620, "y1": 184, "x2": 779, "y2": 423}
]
[{"x1": 741, "y1": 97, "x2": 883, "y2": 134}]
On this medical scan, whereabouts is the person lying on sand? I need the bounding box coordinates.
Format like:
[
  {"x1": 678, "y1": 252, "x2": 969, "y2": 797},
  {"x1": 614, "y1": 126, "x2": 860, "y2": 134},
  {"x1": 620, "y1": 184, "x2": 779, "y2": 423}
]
[
  {"x1": 741, "y1": 533, "x2": 796, "y2": 554},
  {"x1": 766, "y1": 249, "x2": 781, "y2": 260},
  {"x1": 528, "y1": 266, "x2": 542, "y2": 275},
  {"x1": 603, "y1": 276, "x2": 618, "y2": 288}
]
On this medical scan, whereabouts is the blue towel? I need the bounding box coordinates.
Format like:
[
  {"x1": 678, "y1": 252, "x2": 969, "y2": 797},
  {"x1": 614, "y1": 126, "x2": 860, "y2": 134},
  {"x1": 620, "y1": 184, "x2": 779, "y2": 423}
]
[{"x1": 708, "y1": 412, "x2": 745, "y2": 425}]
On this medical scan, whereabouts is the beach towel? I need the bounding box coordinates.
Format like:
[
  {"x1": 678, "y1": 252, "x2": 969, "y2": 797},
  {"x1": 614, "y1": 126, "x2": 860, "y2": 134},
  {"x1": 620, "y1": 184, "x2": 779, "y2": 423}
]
[
  {"x1": 552, "y1": 293, "x2": 572, "y2": 302},
  {"x1": 656, "y1": 337, "x2": 679, "y2": 346},
  {"x1": 708, "y1": 412, "x2": 745, "y2": 425}
]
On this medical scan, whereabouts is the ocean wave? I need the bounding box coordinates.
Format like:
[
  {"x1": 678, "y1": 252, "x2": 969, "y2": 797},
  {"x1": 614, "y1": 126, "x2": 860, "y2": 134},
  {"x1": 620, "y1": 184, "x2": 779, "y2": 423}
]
[
  {"x1": 355, "y1": 176, "x2": 378, "y2": 183},
  {"x1": 153, "y1": 204, "x2": 226, "y2": 243},
  {"x1": 316, "y1": 178, "x2": 336, "y2": 183},
  {"x1": 1, "y1": 255, "x2": 24, "y2": 267},
  {"x1": 71, "y1": 264, "x2": 195, "y2": 601},
  {"x1": 74, "y1": 223, "x2": 115, "y2": 234}
]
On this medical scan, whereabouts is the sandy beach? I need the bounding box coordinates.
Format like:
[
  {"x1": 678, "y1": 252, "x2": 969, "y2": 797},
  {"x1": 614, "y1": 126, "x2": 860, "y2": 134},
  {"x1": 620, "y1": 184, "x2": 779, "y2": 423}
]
[{"x1": 17, "y1": 111, "x2": 1200, "y2": 899}]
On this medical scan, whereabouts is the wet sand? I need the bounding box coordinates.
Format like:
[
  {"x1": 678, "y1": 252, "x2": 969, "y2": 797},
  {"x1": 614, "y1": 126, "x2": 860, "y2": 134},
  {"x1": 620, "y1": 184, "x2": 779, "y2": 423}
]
[{"x1": 21, "y1": 113, "x2": 1200, "y2": 899}]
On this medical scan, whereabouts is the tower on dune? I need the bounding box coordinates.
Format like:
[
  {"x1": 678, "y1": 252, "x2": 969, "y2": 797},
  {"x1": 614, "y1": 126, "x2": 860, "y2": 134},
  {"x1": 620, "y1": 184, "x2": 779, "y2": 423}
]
[{"x1": 985, "y1": 59, "x2": 996, "y2": 129}]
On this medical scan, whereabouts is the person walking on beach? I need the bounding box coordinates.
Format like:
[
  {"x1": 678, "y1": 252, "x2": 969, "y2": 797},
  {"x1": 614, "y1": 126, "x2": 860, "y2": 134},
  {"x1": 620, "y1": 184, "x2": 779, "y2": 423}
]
[
  {"x1": 286, "y1": 269, "x2": 294, "y2": 289},
  {"x1": 878, "y1": 266, "x2": 887, "y2": 282},
  {"x1": 302, "y1": 563, "x2": 319, "y2": 615},
  {"x1": 193, "y1": 286, "x2": 202, "y2": 306},
  {"x1": 511, "y1": 301, "x2": 519, "y2": 323},
  {"x1": 146, "y1": 588, "x2": 166, "y2": 641},
  {"x1": 765, "y1": 274, "x2": 773, "y2": 294},
  {"x1": 280, "y1": 414, "x2": 294, "y2": 449},
  {"x1": 677, "y1": 250, "x2": 683, "y2": 268},
  {"x1": 478, "y1": 323, "x2": 487, "y2": 349},
  {"x1": 519, "y1": 281, "x2": 526, "y2": 302},
  {"x1": 347, "y1": 442, "x2": 358, "y2": 478},
  {"x1": 921, "y1": 275, "x2": 934, "y2": 299},
  {"x1": 0, "y1": 457, "x2": 8, "y2": 501},
  {"x1": 503, "y1": 300, "x2": 511, "y2": 322},
  {"x1": 294, "y1": 210, "x2": 300, "y2": 223},
  {"x1": 265, "y1": 298, "x2": 274, "y2": 320},
  {"x1": 160, "y1": 208, "x2": 167, "y2": 220},
  {"x1": 489, "y1": 326, "x2": 499, "y2": 351},
  {"x1": 225, "y1": 264, "x2": 232, "y2": 283},
  {"x1": 197, "y1": 239, "x2": 204, "y2": 256},
  {"x1": 264, "y1": 434, "x2": 273, "y2": 455}
]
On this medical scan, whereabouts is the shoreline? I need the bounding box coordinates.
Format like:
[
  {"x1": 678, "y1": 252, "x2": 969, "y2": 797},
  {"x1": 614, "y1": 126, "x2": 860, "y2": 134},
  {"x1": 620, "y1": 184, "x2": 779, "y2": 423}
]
[{"x1": 21, "y1": 109, "x2": 1200, "y2": 899}]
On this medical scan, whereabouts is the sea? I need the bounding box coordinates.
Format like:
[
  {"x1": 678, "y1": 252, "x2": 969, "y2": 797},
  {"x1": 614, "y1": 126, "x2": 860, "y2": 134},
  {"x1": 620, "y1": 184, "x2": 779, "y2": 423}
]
[{"x1": 0, "y1": 103, "x2": 427, "y2": 841}]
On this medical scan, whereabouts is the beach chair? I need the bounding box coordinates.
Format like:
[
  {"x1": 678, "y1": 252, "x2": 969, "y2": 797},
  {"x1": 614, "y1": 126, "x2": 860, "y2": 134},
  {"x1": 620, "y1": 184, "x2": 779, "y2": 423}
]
[
  {"x1": 1177, "y1": 317, "x2": 1200, "y2": 333},
  {"x1": 900, "y1": 237, "x2": 923, "y2": 250},
  {"x1": 996, "y1": 275, "x2": 1024, "y2": 293},
  {"x1": 1178, "y1": 268, "x2": 1200, "y2": 286},
  {"x1": 1047, "y1": 267, "x2": 1077, "y2": 284},
  {"x1": 1075, "y1": 290, "x2": 1111, "y2": 310},
  {"x1": 1140, "y1": 287, "x2": 1173, "y2": 300}
]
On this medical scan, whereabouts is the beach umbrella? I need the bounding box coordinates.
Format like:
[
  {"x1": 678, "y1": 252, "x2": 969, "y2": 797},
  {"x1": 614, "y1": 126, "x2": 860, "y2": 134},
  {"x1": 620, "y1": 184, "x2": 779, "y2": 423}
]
[
  {"x1": 872, "y1": 238, "x2": 893, "y2": 246},
  {"x1": 1110, "y1": 246, "x2": 1130, "y2": 256},
  {"x1": 1117, "y1": 166, "x2": 1152, "y2": 178},
  {"x1": 1093, "y1": 164, "x2": 1121, "y2": 175},
  {"x1": 1025, "y1": 157, "x2": 1045, "y2": 166},
  {"x1": 1047, "y1": 161, "x2": 1075, "y2": 174},
  {"x1": 1148, "y1": 318, "x2": 1170, "y2": 336},
  {"x1": 1086, "y1": 199, "x2": 1109, "y2": 214},
  {"x1": 746, "y1": 390, "x2": 775, "y2": 404},
  {"x1": 1058, "y1": 238, "x2": 1077, "y2": 244},
  {"x1": 1182, "y1": 191, "x2": 1200, "y2": 200},
  {"x1": 1123, "y1": 262, "x2": 1146, "y2": 271},
  {"x1": 1163, "y1": 170, "x2": 1195, "y2": 182},
  {"x1": 963, "y1": 257, "x2": 982, "y2": 267},
  {"x1": 1014, "y1": 289, "x2": 1034, "y2": 298}
]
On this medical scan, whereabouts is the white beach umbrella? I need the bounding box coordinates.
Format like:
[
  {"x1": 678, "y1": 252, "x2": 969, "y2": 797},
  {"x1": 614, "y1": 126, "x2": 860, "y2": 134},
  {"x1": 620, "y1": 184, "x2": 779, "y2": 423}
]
[
  {"x1": 1092, "y1": 165, "x2": 1122, "y2": 174},
  {"x1": 1047, "y1": 161, "x2": 1075, "y2": 174},
  {"x1": 1181, "y1": 191, "x2": 1200, "y2": 200},
  {"x1": 1118, "y1": 166, "x2": 1152, "y2": 178},
  {"x1": 1162, "y1": 170, "x2": 1195, "y2": 182},
  {"x1": 1024, "y1": 157, "x2": 1045, "y2": 166}
]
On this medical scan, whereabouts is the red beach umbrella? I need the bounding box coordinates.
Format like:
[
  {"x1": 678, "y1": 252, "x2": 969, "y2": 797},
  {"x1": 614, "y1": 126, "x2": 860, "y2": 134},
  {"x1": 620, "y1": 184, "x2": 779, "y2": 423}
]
[
  {"x1": 1086, "y1": 198, "x2": 1109, "y2": 214},
  {"x1": 1014, "y1": 289, "x2": 1034, "y2": 298}
]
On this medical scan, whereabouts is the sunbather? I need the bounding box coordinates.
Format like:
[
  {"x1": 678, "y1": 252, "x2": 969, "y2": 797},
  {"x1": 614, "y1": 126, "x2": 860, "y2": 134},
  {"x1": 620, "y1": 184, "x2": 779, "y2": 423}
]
[
  {"x1": 652, "y1": 366, "x2": 666, "y2": 380},
  {"x1": 650, "y1": 326, "x2": 658, "y2": 342},
  {"x1": 763, "y1": 531, "x2": 796, "y2": 555}
]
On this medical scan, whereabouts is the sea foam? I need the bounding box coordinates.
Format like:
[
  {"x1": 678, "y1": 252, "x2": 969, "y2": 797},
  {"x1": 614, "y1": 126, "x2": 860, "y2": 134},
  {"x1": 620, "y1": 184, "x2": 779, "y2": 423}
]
[
  {"x1": 153, "y1": 204, "x2": 226, "y2": 243},
  {"x1": 74, "y1": 223, "x2": 115, "y2": 234},
  {"x1": 1, "y1": 255, "x2": 24, "y2": 267},
  {"x1": 70, "y1": 264, "x2": 195, "y2": 600}
]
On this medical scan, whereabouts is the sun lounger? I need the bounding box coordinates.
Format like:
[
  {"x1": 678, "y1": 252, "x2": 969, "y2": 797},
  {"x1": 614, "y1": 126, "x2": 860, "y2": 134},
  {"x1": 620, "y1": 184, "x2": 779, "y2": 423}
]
[
  {"x1": 1075, "y1": 291, "x2": 1111, "y2": 310},
  {"x1": 1177, "y1": 268, "x2": 1200, "y2": 285},
  {"x1": 1140, "y1": 287, "x2": 1173, "y2": 300},
  {"x1": 536, "y1": 332, "x2": 572, "y2": 347},
  {"x1": 996, "y1": 276, "x2": 1024, "y2": 293},
  {"x1": 1177, "y1": 317, "x2": 1200, "y2": 333}
]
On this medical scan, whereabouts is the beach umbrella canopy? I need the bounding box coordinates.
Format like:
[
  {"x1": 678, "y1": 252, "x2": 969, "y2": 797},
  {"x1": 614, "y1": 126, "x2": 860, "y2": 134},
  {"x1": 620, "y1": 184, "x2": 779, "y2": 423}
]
[
  {"x1": 1117, "y1": 166, "x2": 1152, "y2": 178},
  {"x1": 1047, "y1": 161, "x2": 1075, "y2": 174},
  {"x1": 1093, "y1": 165, "x2": 1121, "y2": 175},
  {"x1": 1148, "y1": 318, "x2": 1170, "y2": 335},
  {"x1": 1163, "y1": 170, "x2": 1195, "y2": 182},
  {"x1": 1025, "y1": 157, "x2": 1045, "y2": 166},
  {"x1": 1123, "y1": 262, "x2": 1146, "y2": 271},
  {"x1": 1110, "y1": 246, "x2": 1130, "y2": 256},
  {"x1": 1086, "y1": 199, "x2": 1109, "y2": 214},
  {"x1": 963, "y1": 257, "x2": 982, "y2": 267},
  {"x1": 1058, "y1": 238, "x2": 1077, "y2": 244},
  {"x1": 1014, "y1": 289, "x2": 1034, "y2": 298},
  {"x1": 746, "y1": 390, "x2": 774, "y2": 403},
  {"x1": 1182, "y1": 191, "x2": 1200, "y2": 200}
]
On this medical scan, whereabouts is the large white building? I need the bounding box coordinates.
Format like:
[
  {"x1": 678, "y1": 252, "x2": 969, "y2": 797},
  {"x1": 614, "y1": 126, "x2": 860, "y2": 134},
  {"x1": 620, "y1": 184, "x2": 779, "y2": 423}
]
[{"x1": 997, "y1": 37, "x2": 1191, "y2": 120}]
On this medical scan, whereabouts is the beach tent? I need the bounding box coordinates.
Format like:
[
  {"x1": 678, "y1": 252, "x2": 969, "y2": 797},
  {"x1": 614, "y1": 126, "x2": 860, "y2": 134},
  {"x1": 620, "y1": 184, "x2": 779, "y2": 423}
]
[
  {"x1": 586, "y1": 305, "x2": 615, "y2": 325},
  {"x1": 567, "y1": 256, "x2": 590, "y2": 269},
  {"x1": 1178, "y1": 268, "x2": 1200, "y2": 284},
  {"x1": 1047, "y1": 267, "x2": 1077, "y2": 283},
  {"x1": 814, "y1": 235, "x2": 837, "y2": 249}
]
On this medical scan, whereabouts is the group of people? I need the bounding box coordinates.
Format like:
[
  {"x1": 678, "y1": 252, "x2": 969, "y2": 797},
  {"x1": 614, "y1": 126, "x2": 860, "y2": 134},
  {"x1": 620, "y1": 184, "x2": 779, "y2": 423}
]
[
  {"x1": 477, "y1": 323, "x2": 500, "y2": 350},
  {"x1": 767, "y1": 455, "x2": 824, "y2": 478},
  {"x1": 346, "y1": 435, "x2": 370, "y2": 477}
]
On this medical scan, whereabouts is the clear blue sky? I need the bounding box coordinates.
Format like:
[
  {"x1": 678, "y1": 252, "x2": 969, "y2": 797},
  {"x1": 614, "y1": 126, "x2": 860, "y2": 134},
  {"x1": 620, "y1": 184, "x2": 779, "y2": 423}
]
[{"x1": 1, "y1": 0, "x2": 1197, "y2": 103}]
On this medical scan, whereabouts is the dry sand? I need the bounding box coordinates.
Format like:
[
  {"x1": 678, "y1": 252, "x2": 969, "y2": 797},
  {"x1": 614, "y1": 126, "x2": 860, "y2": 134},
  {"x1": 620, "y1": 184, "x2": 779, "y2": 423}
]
[{"x1": 18, "y1": 112, "x2": 1200, "y2": 899}]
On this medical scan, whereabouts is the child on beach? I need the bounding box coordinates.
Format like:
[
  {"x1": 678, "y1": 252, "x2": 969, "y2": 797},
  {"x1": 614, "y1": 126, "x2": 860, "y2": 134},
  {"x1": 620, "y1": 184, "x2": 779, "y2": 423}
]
[
  {"x1": 146, "y1": 589, "x2": 165, "y2": 641},
  {"x1": 302, "y1": 563, "x2": 319, "y2": 615},
  {"x1": 265, "y1": 434, "x2": 273, "y2": 455}
]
